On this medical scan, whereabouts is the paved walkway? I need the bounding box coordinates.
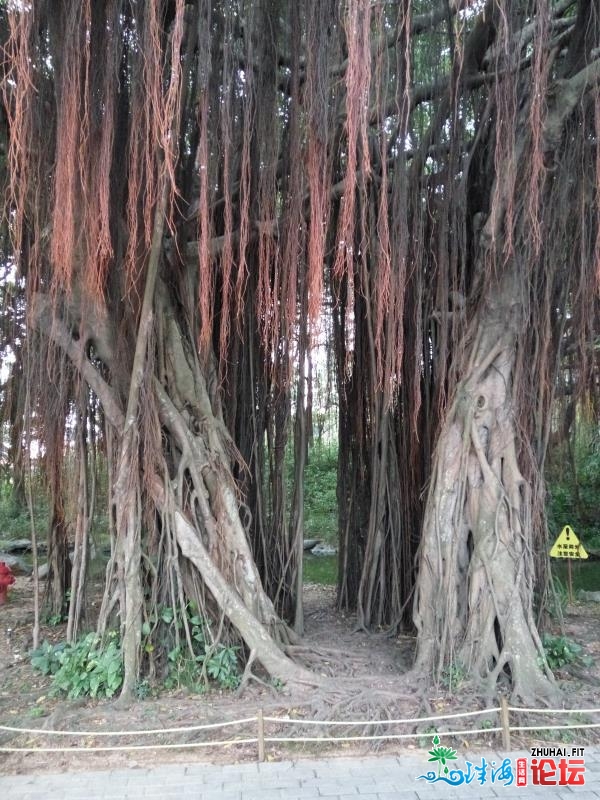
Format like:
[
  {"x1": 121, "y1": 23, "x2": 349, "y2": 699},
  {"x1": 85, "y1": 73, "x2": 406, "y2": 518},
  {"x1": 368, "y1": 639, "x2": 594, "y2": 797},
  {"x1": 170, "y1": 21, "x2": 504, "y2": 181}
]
[{"x1": 1, "y1": 749, "x2": 599, "y2": 799}]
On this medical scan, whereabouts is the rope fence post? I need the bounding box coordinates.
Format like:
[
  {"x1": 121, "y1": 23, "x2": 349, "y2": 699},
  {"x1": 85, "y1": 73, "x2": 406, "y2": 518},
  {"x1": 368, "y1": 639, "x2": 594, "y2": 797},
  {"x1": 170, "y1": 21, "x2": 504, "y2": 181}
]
[
  {"x1": 500, "y1": 695, "x2": 511, "y2": 751},
  {"x1": 257, "y1": 709, "x2": 265, "y2": 763}
]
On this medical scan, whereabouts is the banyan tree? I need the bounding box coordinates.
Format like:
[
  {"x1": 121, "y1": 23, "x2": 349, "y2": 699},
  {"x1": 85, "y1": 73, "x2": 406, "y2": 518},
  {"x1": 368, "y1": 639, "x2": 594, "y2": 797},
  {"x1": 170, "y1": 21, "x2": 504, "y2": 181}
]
[{"x1": 0, "y1": 0, "x2": 598, "y2": 703}]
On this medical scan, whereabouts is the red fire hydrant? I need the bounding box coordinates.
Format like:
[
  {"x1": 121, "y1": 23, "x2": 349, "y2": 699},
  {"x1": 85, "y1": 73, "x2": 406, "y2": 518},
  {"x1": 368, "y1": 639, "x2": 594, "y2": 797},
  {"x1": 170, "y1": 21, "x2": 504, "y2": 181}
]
[{"x1": 0, "y1": 562, "x2": 16, "y2": 605}]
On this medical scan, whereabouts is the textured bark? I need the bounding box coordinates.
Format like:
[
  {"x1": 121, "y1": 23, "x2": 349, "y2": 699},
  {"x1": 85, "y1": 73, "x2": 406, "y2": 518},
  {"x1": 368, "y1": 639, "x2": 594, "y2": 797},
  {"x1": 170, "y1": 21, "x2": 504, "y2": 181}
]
[
  {"x1": 414, "y1": 269, "x2": 558, "y2": 703},
  {"x1": 34, "y1": 280, "x2": 313, "y2": 689}
]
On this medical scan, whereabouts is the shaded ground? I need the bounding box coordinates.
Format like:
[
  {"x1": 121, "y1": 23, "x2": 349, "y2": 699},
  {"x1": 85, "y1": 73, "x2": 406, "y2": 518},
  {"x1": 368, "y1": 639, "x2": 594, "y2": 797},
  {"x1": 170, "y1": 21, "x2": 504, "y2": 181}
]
[{"x1": 1, "y1": 577, "x2": 599, "y2": 775}]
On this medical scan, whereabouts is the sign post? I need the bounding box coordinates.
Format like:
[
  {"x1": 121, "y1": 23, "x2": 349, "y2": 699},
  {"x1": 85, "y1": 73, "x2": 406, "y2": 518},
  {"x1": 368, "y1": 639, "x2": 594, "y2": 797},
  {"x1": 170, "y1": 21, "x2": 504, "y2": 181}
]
[{"x1": 549, "y1": 525, "x2": 588, "y2": 604}]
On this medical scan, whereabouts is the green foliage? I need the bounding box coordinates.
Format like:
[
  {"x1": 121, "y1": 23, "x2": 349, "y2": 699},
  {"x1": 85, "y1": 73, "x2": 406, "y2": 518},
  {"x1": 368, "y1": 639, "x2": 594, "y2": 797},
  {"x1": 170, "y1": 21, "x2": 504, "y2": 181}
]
[
  {"x1": 286, "y1": 440, "x2": 338, "y2": 543},
  {"x1": 42, "y1": 591, "x2": 71, "y2": 626},
  {"x1": 440, "y1": 663, "x2": 466, "y2": 691},
  {"x1": 0, "y1": 478, "x2": 49, "y2": 539},
  {"x1": 164, "y1": 644, "x2": 205, "y2": 692},
  {"x1": 205, "y1": 644, "x2": 240, "y2": 689},
  {"x1": 541, "y1": 634, "x2": 592, "y2": 671},
  {"x1": 31, "y1": 632, "x2": 123, "y2": 699},
  {"x1": 44, "y1": 613, "x2": 64, "y2": 626},
  {"x1": 546, "y1": 422, "x2": 600, "y2": 551},
  {"x1": 553, "y1": 560, "x2": 600, "y2": 593},
  {"x1": 427, "y1": 734, "x2": 458, "y2": 776},
  {"x1": 135, "y1": 679, "x2": 152, "y2": 700},
  {"x1": 303, "y1": 442, "x2": 338, "y2": 541},
  {"x1": 30, "y1": 640, "x2": 64, "y2": 676},
  {"x1": 158, "y1": 602, "x2": 240, "y2": 692}
]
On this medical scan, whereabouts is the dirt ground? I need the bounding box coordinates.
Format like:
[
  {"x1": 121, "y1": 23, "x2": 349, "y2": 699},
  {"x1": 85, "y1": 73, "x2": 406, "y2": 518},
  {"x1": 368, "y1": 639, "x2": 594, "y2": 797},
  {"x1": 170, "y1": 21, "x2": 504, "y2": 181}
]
[{"x1": 1, "y1": 577, "x2": 599, "y2": 775}]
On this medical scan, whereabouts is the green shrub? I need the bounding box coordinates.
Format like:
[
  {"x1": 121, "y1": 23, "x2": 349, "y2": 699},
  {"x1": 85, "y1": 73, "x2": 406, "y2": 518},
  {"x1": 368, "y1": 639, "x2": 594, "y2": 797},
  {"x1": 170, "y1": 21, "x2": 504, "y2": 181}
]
[
  {"x1": 159, "y1": 603, "x2": 240, "y2": 692},
  {"x1": 31, "y1": 632, "x2": 123, "y2": 699},
  {"x1": 541, "y1": 634, "x2": 592, "y2": 671},
  {"x1": 440, "y1": 662, "x2": 467, "y2": 691},
  {"x1": 205, "y1": 644, "x2": 240, "y2": 689},
  {"x1": 30, "y1": 640, "x2": 64, "y2": 676}
]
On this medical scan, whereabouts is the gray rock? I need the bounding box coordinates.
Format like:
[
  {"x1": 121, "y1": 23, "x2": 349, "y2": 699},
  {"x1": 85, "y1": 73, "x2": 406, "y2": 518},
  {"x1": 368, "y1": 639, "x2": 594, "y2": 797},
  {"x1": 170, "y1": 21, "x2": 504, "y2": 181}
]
[
  {"x1": 0, "y1": 538, "x2": 31, "y2": 554},
  {"x1": 303, "y1": 538, "x2": 322, "y2": 551},
  {"x1": 310, "y1": 543, "x2": 338, "y2": 556},
  {"x1": 0, "y1": 539, "x2": 48, "y2": 554},
  {"x1": 0, "y1": 553, "x2": 32, "y2": 576},
  {"x1": 578, "y1": 590, "x2": 600, "y2": 603}
]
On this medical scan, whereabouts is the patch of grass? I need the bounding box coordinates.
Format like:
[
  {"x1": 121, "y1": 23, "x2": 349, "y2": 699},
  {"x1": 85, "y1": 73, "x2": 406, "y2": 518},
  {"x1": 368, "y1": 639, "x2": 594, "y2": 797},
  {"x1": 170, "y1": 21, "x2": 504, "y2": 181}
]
[
  {"x1": 303, "y1": 554, "x2": 337, "y2": 585},
  {"x1": 553, "y1": 561, "x2": 600, "y2": 593}
]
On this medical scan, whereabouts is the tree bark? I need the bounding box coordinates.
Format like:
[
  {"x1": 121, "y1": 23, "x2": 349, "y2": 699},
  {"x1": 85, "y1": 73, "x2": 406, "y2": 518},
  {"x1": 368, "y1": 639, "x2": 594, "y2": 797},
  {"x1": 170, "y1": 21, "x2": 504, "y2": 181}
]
[
  {"x1": 33, "y1": 279, "x2": 316, "y2": 690},
  {"x1": 414, "y1": 267, "x2": 558, "y2": 703}
]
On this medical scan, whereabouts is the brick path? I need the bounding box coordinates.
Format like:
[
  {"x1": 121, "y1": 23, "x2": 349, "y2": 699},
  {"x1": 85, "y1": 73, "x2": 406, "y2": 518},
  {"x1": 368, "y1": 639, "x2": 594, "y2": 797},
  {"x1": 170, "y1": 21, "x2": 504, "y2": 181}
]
[{"x1": 1, "y1": 749, "x2": 599, "y2": 799}]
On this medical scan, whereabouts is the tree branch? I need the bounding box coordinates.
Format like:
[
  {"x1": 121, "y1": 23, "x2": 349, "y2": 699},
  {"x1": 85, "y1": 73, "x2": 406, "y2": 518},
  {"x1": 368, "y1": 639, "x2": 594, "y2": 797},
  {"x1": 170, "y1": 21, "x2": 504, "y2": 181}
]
[{"x1": 30, "y1": 295, "x2": 125, "y2": 431}]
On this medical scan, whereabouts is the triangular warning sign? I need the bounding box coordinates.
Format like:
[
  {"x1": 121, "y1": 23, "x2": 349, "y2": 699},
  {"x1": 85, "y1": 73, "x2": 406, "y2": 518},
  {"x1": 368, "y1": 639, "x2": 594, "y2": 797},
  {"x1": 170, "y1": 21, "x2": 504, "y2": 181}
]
[{"x1": 549, "y1": 525, "x2": 588, "y2": 559}]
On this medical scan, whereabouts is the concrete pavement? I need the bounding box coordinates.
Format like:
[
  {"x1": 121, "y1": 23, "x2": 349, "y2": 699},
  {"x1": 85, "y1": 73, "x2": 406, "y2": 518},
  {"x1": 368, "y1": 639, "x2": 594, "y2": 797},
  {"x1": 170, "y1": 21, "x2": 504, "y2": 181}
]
[{"x1": 1, "y1": 748, "x2": 599, "y2": 798}]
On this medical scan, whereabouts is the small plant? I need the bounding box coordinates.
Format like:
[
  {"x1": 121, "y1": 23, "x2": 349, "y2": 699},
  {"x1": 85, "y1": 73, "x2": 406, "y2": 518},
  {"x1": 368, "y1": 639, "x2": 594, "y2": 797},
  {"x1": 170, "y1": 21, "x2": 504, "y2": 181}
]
[
  {"x1": 164, "y1": 644, "x2": 205, "y2": 692},
  {"x1": 205, "y1": 644, "x2": 240, "y2": 690},
  {"x1": 43, "y1": 611, "x2": 65, "y2": 627},
  {"x1": 135, "y1": 679, "x2": 152, "y2": 700},
  {"x1": 541, "y1": 634, "x2": 592, "y2": 670},
  {"x1": 30, "y1": 640, "x2": 64, "y2": 676},
  {"x1": 440, "y1": 663, "x2": 466, "y2": 691},
  {"x1": 155, "y1": 603, "x2": 241, "y2": 692},
  {"x1": 31, "y1": 632, "x2": 123, "y2": 699},
  {"x1": 427, "y1": 734, "x2": 458, "y2": 777}
]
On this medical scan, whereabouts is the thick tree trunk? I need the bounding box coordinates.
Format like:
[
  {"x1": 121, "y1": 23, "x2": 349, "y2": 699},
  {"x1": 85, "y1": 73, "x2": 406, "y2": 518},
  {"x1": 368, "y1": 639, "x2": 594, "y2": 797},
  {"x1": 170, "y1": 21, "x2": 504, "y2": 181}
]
[
  {"x1": 34, "y1": 281, "x2": 315, "y2": 690},
  {"x1": 413, "y1": 268, "x2": 558, "y2": 704}
]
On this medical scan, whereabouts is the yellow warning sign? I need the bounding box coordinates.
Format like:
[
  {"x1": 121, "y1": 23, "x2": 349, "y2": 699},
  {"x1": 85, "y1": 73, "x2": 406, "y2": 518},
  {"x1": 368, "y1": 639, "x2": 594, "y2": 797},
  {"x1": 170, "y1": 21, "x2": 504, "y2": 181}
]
[{"x1": 549, "y1": 525, "x2": 588, "y2": 559}]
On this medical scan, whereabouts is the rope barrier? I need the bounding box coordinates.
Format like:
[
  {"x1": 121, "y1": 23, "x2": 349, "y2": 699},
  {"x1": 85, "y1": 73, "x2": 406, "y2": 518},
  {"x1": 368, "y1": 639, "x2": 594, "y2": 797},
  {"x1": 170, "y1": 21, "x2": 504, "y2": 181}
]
[
  {"x1": 0, "y1": 738, "x2": 258, "y2": 754},
  {"x1": 508, "y1": 707, "x2": 600, "y2": 715},
  {"x1": 1, "y1": 707, "x2": 597, "y2": 740},
  {"x1": 0, "y1": 717, "x2": 256, "y2": 737},
  {"x1": 263, "y1": 707, "x2": 498, "y2": 726},
  {"x1": 264, "y1": 727, "x2": 504, "y2": 744},
  {"x1": 509, "y1": 723, "x2": 600, "y2": 732},
  {"x1": 1, "y1": 705, "x2": 598, "y2": 756}
]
